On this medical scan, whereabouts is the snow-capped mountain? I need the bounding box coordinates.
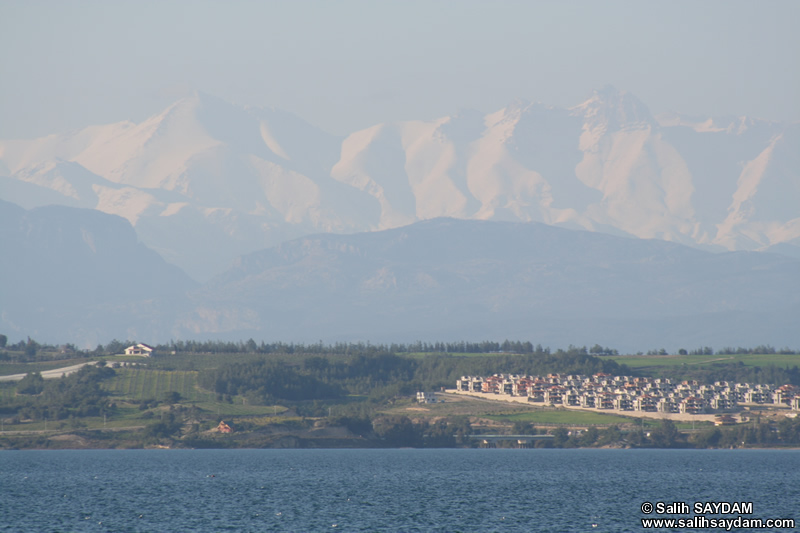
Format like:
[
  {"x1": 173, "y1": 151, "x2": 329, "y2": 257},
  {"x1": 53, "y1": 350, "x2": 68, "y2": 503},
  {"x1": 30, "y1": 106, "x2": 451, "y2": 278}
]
[{"x1": 2, "y1": 87, "x2": 798, "y2": 281}]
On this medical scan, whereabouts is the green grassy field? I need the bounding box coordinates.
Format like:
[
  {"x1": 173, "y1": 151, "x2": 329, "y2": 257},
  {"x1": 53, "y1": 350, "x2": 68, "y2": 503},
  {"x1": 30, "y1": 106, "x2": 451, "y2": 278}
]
[
  {"x1": 2, "y1": 412, "x2": 153, "y2": 432},
  {"x1": 612, "y1": 353, "x2": 800, "y2": 370},
  {"x1": 0, "y1": 382, "x2": 16, "y2": 403},
  {"x1": 486, "y1": 409, "x2": 638, "y2": 426},
  {"x1": 192, "y1": 402, "x2": 286, "y2": 417},
  {"x1": 145, "y1": 352, "x2": 307, "y2": 371},
  {"x1": 102, "y1": 368, "x2": 286, "y2": 417},
  {"x1": 485, "y1": 410, "x2": 710, "y2": 429},
  {"x1": 105, "y1": 369, "x2": 210, "y2": 402}
]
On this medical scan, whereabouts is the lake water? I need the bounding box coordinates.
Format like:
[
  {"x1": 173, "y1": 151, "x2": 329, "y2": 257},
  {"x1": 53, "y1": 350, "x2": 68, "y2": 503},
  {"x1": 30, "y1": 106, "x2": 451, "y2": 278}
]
[{"x1": 1, "y1": 449, "x2": 799, "y2": 532}]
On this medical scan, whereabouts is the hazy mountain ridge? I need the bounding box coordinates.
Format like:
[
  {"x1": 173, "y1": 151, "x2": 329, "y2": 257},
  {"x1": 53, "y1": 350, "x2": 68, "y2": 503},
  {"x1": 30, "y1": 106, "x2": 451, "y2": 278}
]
[
  {"x1": 2, "y1": 207, "x2": 798, "y2": 351},
  {"x1": 182, "y1": 218, "x2": 800, "y2": 351},
  {"x1": 1, "y1": 88, "x2": 798, "y2": 282},
  {"x1": 0, "y1": 200, "x2": 196, "y2": 346}
]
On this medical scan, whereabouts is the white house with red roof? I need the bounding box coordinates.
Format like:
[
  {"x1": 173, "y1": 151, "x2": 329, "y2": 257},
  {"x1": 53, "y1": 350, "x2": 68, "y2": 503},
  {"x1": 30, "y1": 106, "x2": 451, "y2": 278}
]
[{"x1": 124, "y1": 343, "x2": 155, "y2": 357}]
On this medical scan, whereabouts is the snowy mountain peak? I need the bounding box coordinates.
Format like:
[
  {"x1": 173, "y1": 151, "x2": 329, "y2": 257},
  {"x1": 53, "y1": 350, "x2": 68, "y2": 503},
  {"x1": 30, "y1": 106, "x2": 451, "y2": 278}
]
[
  {"x1": 572, "y1": 85, "x2": 656, "y2": 131},
  {"x1": 1, "y1": 89, "x2": 797, "y2": 282}
]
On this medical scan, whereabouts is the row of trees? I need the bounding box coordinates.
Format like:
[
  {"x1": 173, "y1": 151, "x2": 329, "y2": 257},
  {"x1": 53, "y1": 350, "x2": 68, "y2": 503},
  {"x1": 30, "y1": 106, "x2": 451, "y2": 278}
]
[
  {"x1": 362, "y1": 418, "x2": 800, "y2": 449},
  {"x1": 0, "y1": 337, "x2": 612, "y2": 357},
  {"x1": 0, "y1": 337, "x2": 613, "y2": 359},
  {"x1": 467, "y1": 418, "x2": 800, "y2": 449},
  {"x1": 717, "y1": 345, "x2": 798, "y2": 355},
  {"x1": 651, "y1": 361, "x2": 800, "y2": 386},
  {"x1": 691, "y1": 417, "x2": 800, "y2": 448},
  {"x1": 199, "y1": 359, "x2": 345, "y2": 403},
  {"x1": 0, "y1": 337, "x2": 53, "y2": 359},
  {"x1": 158, "y1": 339, "x2": 558, "y2": 356},
  {"x1": 129, "y1": 415, "x2": 800, "y2": 449},
  {"x1": 2, "y1": 333, "x2": 797, "y2": 359},
  {"x1": 161, "y1": 340, "x2": 622, "y2": 356},
  {"x1": 370, "y1": 416, "x2": 473, "y2": 447},
  {"x1": 647, "y1": 345, "x2": 799, "y2": 356},
  {"x1": 99, "y1": 339, "x2": 800, "y2": 357}
]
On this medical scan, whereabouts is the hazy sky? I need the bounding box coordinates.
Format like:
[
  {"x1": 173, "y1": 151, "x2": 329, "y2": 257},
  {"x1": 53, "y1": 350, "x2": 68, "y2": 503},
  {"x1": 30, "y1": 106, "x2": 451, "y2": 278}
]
[{"x1": 1, "y1": 0, "x2": 798, "y2": 138}]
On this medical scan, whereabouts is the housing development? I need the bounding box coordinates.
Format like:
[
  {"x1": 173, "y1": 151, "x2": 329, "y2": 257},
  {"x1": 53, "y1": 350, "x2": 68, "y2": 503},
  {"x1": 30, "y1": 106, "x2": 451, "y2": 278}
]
[{"x1": 455, "y1": 373, "x2": 800, "y2": 416}]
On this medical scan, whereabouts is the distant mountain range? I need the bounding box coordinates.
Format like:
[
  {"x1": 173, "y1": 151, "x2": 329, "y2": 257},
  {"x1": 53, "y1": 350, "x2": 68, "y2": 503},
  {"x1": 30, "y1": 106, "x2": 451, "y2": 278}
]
[
  {"x1": 2, "y1": 87, "x2": 798, "y2": 282},
  {"x1": 0, "y1": 200, "x2": 195, "y2": 348},
  {"x1": 190, "y1": 217, "x2": 800, "y2": 352},
  {"x1": 2, "y1": 204, "x2": 798, "y2": 352}
]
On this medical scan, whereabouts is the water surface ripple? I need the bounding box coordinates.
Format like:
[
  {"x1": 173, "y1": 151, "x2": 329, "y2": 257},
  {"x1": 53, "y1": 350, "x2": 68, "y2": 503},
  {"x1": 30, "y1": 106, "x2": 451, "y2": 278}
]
[{"x1": 1, "y1": 449, "x2": 798, "y2": 532}]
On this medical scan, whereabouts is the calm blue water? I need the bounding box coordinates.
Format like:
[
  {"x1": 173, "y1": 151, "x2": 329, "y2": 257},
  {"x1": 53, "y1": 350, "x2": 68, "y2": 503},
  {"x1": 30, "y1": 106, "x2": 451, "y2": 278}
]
[{"x1": 1, "y1": 449, "x2": 799, "y2": 532}]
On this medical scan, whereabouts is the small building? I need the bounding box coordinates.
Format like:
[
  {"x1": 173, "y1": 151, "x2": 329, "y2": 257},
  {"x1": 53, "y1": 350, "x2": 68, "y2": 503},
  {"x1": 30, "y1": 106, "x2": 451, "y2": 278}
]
[
  {"x1": 217, "y1": 421, "x2": 233, "y2": 433},
  {"x1": 527, "y1": 388, "x2": 545, "y2": 403},
  {"x1": 745, "y1": 390, "x2": 766, "y2": 404},
  {"x1": 714, "y1": 415, "x2": 737, "y2": 426},
  {"x1": 596, "y1": 392, "x2": 615, "y2": 410},
  {"x1": 634, "y1": 395, "x2": 657, "y2": 412},
  {"x1": 773, "y1": 385, "x2": 798, "y2": 406},
  {"x1": 679, "y1": 396, "x2": 705, "y2": 415},
  {"x1": 657, "y1": 398, "x2": 678, "y2": 413},
  {"x1": 563, "y1": 389, "x2": 580, "y2": 406},
  {"x1": 416, "y1": 391, "x2": 437, "y2": 404},
  {"x1": 580, "y1": 393, "x2": 596, "y2": 408},
  {"x1": 543, "y1": 386, "x2": 564, "y2": 405},
  {"x1": 710, "y1": 395, "x2": 736, "y2": 411},
  {"x1": 614, "y1": 395, "x2": 633, "y2": 411},
  {"x1": 124, "y1": 343, "x2": 155, "y2": 357}
]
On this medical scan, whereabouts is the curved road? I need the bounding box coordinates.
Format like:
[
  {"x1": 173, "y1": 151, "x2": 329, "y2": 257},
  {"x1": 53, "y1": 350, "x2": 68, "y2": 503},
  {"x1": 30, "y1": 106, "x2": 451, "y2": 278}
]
[{"x1": 0, "y1": 362, "x2": 98, "y2": 382}]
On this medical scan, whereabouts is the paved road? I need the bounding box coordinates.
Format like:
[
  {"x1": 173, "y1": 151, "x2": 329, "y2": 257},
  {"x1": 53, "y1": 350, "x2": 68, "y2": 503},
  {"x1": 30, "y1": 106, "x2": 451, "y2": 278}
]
[{"x1": 0, "y1": 362, "x2": 98, "y2": 382}]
